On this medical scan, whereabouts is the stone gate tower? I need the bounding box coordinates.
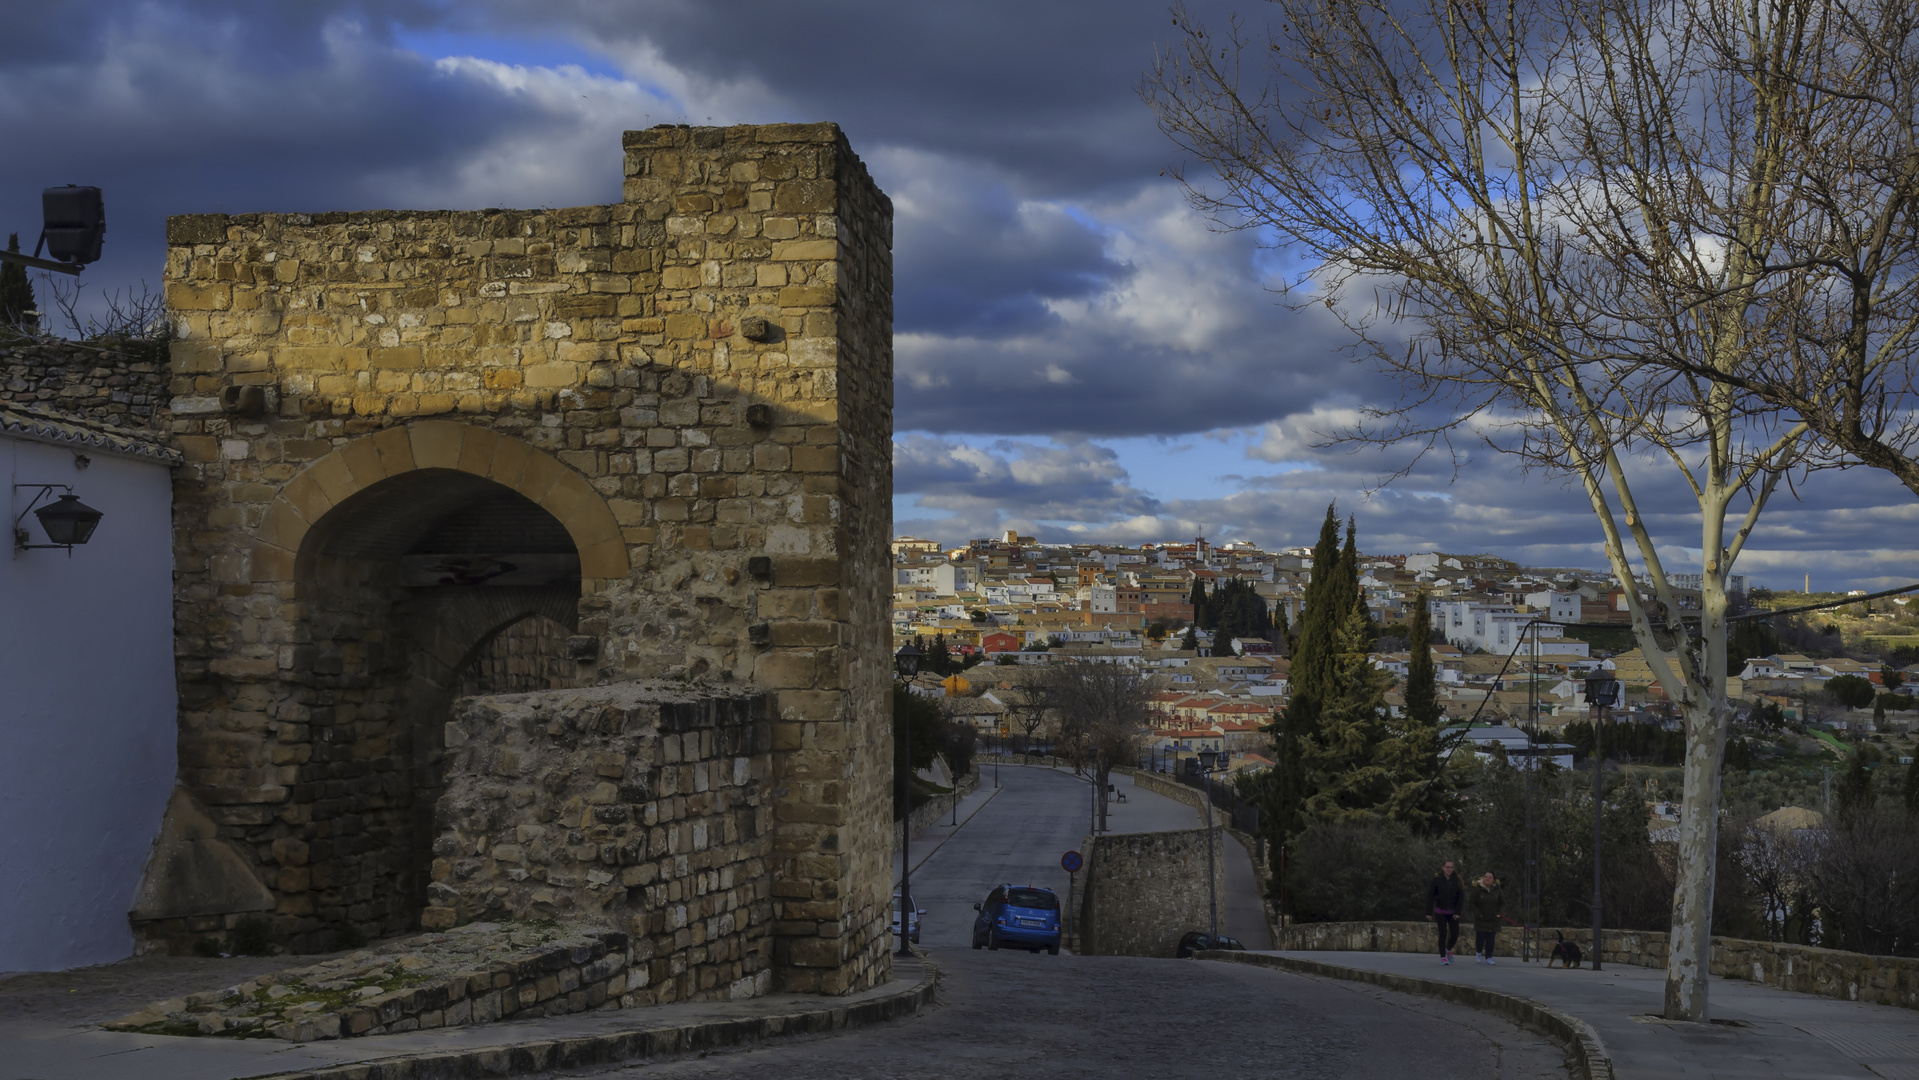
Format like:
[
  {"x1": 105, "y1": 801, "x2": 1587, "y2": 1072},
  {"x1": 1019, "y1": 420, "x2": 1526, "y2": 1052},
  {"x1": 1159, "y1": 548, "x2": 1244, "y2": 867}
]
[{"x1": 150, "y1": 124, "x2": 894, "y2": 998}]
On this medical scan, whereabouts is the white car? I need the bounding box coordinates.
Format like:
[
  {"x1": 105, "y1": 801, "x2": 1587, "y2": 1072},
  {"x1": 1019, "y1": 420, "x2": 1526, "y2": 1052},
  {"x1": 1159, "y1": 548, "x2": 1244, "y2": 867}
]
[{"x1": 891, "y1": 890, "x2": 924, "y2": 944}]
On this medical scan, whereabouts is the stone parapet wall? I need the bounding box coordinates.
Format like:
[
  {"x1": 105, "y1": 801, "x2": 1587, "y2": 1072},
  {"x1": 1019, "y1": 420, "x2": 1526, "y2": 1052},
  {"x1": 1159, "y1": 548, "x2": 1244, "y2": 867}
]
[
  {"x1": 1277, "y1": 920, "x2": 1919, "y2": 1010},
  {"x1": 431, "y1": 684, "x2": 774, "y2": 1004},
  {"x1": 1, "y1": 335, "x2": 171, "y2": 431},
  {"x1": 1080, "y1": 828, "x2": 1222, "y2": 958},
  {"x1": 891, "y1": 766, "x2": 981, "y2": 857}
]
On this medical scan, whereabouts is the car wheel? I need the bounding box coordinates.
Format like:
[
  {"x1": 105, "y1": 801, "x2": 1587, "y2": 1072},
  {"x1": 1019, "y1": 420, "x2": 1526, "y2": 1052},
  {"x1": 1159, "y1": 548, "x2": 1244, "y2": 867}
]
[
  {"x1": 988, "y1": 935, "x2": 1000, "y2": 951},
  {"x1": 1047, "y1": 944, "x2": 1059, "y2": 956}
]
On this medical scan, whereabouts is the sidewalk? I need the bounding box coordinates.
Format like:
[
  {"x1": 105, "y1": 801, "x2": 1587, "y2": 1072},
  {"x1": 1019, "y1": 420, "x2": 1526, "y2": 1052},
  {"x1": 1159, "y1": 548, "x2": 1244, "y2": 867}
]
[
  {"x1": 896, "y1": 777, "x2": 1004, "y2": 881},
  {"x1": 0, "y1": 957, "x2": 933, "y2": 1080},
  {"x1": 1224, "y1": 950, "x2": 1919, "y2": 1080}
]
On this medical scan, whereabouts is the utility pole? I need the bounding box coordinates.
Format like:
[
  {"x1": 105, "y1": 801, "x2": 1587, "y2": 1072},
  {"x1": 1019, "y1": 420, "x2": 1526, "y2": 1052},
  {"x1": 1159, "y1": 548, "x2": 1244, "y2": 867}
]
[
  {"x1": 894, "y1": 642, "x2": 922, "y2": 958},
  {"x1": 1199, "y1": 748, "x2": 1221, "y2": 937},
  {"x1": 1583, "y1": 676, "x2": 1620, "y2": 971}
]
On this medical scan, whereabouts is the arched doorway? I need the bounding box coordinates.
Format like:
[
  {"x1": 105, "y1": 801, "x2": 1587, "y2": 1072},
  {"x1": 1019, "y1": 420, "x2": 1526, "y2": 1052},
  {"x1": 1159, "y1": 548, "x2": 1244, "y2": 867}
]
[{"x1": 292, "y1": 466, "x2": 586, "y2": 941}]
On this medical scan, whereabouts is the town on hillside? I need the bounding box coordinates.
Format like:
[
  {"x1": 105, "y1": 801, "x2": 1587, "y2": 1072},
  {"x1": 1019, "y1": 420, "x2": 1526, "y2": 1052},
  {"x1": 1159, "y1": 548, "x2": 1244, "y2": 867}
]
[{"x1": 893, "y1": 530, "x2": 1919, "y2": 827}]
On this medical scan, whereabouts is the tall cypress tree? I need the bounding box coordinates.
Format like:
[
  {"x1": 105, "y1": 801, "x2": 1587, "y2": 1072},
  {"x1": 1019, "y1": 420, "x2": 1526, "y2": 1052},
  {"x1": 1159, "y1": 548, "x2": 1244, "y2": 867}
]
[
  {"x1": 1377, "y1": 589, "x2": 1454, "y2": 832},
  {"x1": 1289, "y1": 504, "x2": 1345, "y2": 713},
  {"x1": 1341, "y1": 518, "x2": 1361, "y2": 616},
  {"x1": 1834, "y1": 753, "x2": 1873, "y2": 820},
  {"x1": 1189, "y1": 577, "x2": 1210, "y2": 630},
  {"x1": 1299, "y1": 604, "x2": 1394, "y2": 817},
  {"x1": 1, "y1": 234, "x2": 37, "y2": 333}
]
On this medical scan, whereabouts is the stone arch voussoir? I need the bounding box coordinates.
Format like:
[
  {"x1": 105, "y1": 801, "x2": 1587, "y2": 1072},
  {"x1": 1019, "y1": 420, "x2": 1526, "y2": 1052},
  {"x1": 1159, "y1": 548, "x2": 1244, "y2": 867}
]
[{"x1": 249, "y1": 421, "x2": 630, "y2": 583}]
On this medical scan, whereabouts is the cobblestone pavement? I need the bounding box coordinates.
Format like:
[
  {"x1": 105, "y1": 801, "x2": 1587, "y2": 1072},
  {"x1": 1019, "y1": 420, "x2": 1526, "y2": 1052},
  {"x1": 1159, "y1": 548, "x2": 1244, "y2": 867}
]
[{"x1": 537, "y1": 949, "x2": 1572, "y2": 1080}]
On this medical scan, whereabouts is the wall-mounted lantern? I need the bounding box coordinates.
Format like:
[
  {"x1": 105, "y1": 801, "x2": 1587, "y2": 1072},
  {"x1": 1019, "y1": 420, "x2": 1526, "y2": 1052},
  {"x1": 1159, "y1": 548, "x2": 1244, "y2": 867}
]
[{"x1": 13, "y1": 485, "x2": 104, "y2": 555}]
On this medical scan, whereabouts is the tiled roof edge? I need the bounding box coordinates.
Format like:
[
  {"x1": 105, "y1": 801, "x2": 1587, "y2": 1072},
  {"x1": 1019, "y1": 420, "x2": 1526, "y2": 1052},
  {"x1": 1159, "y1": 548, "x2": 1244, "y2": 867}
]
[{"x1": 0, "y1": 405, "x2": 183, "y2": 465}]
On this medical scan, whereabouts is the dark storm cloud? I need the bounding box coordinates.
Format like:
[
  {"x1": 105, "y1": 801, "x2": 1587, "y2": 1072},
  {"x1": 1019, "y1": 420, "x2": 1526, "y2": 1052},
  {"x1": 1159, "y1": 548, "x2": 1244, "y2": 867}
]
[
  {"x1": 471, "y1": 0, "x2": 1241, "y2": 196},
  {"x1": 885, "y1": 154, "x2": 1127, "y2": 337},
  {"x1": 0, "y1": 3, "x2": 606, "y2": 324},
  {"x1": 7, "y1": 1, "x2": 1912, "y2": 586}
]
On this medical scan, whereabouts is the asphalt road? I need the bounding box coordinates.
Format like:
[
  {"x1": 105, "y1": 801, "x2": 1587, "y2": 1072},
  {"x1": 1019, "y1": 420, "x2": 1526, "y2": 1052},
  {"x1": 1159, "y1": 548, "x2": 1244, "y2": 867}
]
[
  {"x1": 543, "y1": 766, "x2": 1571, "y2": 1079},
  {"x1": 909, "y1": 766, "x2": 1199, "y2": 949}
]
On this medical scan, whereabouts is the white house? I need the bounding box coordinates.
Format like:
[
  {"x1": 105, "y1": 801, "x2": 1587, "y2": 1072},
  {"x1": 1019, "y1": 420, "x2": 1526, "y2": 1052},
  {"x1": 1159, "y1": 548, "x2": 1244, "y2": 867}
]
[
  {"x1": 1, "y1": 406, "x2": 180, "y2": 971},
  {"x1": 1521, "y1": 591, "x2": 1582, "y2": 623},
  {"x1": 894, "y1": 561, "x2": 972, "y2": 596},
  {"x1": 1431, "y1": 599, "x2": 1589, "y2": 656}
]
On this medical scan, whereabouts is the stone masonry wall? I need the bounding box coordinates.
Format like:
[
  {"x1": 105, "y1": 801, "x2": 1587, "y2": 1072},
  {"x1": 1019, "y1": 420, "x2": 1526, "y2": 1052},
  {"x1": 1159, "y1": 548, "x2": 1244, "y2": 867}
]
[
  {"x1": 156, "y1": 123, "x2": 894, "y2": 997},
  {"x1": 431, "y1": 684, "x2": 776, "y2": 1004},
  {"x1": 1081, "y1": 828, "x2": 1223, "y2": 958},
  {"x1": 2, "y1": 335, "x2": 171, "y2": 430},
  {"x1": 1276, "y1": 920, "x2": 1919, "y2": 1010}
]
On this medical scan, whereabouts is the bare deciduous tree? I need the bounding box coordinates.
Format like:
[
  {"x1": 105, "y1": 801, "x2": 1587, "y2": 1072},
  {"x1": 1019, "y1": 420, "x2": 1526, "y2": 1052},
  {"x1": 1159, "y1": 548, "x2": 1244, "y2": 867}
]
[
  {"x1": 1033, "y1": 661, "x2": 1149, "y2": 832},
  {"x1": 41, "y1": 274, "x2": 167, "y2": 342},
  {"x1": 1732, "y1": 818, "x2": 1808, "y2": 943},
  {"x1": 1139, "y1": 0, "x2": 1918, "y2": 1018},
  {"x1": 1805, "y1": 806, "x2": 1919, "y2": 955}
]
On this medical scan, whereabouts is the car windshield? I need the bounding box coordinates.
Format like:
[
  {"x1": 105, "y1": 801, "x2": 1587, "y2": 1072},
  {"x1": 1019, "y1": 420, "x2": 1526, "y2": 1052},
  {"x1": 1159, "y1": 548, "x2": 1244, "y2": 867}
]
[
  {"x1": 892, "y1": 896, "x2": 913, "y2": 913},
  {"x1": 1004, "y1": 888, "x2": 1058, "y2": 910}
]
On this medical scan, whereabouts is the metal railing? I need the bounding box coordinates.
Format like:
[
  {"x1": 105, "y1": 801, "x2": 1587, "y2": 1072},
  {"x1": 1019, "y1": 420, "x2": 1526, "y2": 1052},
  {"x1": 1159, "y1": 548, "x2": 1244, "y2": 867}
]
[{"x1": 1175, "y1": 768, "x2": 1262, "y2": 837}]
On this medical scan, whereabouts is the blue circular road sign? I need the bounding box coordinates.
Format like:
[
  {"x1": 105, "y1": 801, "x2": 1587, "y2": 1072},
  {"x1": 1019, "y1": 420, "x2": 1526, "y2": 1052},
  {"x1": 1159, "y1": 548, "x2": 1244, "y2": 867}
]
[{"x1": 1061, "y1": 850, "x2": 1083, "y2": 873}]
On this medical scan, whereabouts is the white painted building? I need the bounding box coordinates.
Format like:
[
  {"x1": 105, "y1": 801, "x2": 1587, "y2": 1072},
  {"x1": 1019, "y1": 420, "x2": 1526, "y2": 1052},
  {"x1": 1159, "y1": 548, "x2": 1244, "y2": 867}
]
[
  {"x1": 1430, "y1": 599, "x2": 1589, "y2": 657},
  {"x1": 1, "y1": 407, "x2": 180, "y2": 971},
  {"x1": 894, "y1": 561, "x2": 972, "y2": 596},
  {"x1": 1521, "y1": 591, "x2": 1582, "y2": 623}
]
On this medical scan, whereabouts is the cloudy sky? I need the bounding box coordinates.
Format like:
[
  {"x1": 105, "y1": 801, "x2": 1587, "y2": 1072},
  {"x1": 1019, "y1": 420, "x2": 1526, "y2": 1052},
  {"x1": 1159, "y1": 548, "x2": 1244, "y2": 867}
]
[{"x1": 2, "y1": 0, "x2": 1912, "y2": 590}]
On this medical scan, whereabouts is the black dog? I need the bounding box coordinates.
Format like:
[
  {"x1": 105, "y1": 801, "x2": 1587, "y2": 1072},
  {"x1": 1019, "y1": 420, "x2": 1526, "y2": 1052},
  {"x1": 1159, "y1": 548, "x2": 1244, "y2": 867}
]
[{"x1": 1547, "y1": 932, "x2": 1583, "y2": 969}]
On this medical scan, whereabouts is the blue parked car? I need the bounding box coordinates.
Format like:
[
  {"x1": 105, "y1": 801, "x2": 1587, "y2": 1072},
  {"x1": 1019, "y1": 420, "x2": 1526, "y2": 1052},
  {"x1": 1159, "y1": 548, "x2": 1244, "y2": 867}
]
[{"x1": 972, "y1": 884, "x2": 1062, "y2": 954}]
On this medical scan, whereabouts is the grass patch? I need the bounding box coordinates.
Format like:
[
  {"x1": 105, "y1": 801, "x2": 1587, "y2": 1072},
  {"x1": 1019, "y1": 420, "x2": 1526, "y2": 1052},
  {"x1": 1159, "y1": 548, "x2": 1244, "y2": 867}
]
[{"x1": 1808, "y1": 728, "x2": 1852, "y2": 756}]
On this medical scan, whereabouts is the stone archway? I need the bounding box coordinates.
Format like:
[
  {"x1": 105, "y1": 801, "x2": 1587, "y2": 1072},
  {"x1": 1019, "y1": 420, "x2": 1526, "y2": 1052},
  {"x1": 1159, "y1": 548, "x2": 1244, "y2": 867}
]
[
  {"x1": 254, "y1": 424, "x2": 629, "y2": 946},
  {"x1": 249, "y1": 421, "x2": 629, "y2": 585}
]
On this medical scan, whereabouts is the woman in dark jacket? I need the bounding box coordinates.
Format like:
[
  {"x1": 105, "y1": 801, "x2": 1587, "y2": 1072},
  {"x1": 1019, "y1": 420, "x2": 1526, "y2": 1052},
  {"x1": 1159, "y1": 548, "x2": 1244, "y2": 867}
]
[
  {"x1": 1469, "y1": 872, "x2": 1504, "y2": 964},
  {"x1": 1425, "y1": 860, "x2": 1465, "y2": 963}
]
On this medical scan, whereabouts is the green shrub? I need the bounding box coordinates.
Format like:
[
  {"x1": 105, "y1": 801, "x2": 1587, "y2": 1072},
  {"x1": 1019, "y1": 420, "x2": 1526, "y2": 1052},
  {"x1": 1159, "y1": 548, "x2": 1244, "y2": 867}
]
[{"x1": 1282, "y1": 818, "x2": 1456, "y2": 923}]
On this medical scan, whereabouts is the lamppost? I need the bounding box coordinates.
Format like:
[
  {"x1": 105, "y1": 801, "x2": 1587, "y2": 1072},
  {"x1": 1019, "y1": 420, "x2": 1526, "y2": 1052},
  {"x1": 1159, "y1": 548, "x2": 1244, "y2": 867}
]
[
  {"x1": 1583, "y1": 675, "x2": 1621, "y2": 971},
  {"x1": 895, "y1": 641, "x2": 922, "y2": 958},
  {"x1": 993, "y1": 721, "x2": 1002, "y2": 788},
  {"x1": 1197, "y1": 747, "x2": 1221, "y2": 938}
]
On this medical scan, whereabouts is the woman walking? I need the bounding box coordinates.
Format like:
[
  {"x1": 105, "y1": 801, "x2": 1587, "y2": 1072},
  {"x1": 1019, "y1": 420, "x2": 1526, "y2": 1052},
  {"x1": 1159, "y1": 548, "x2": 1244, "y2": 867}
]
[
  {"x1": 1469, "y1": 871, "x2": 1504, "y2": 964},
  {"x1": 1425, "y1": 860, "x2": 1464, "y2": 964}
]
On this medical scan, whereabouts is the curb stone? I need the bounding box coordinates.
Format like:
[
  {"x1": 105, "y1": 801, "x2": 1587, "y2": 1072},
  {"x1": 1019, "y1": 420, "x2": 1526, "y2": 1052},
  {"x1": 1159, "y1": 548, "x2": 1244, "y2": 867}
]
[
  {"x1": 1198, "y1": 951, "x2": 1613, "y2": 1080},
  {"x1": 252, "y1": 960, "x2": 939, "y2": 1080}
]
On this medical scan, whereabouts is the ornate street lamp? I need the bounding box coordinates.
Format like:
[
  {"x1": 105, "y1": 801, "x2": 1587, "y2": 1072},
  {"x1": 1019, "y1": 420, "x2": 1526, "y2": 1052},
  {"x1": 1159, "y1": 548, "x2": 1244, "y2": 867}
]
[
  {"x1": 1582, "y1": 676, "x2": 1622, "y2": 970},
  {"x1": 894, "y1": 641, "x2": 923, "y2": 957},
  {"x1": 1197, "y1": 747, "x2": 1221, "y2": 938},
  {"x1": 14, "y1": 485, "x2": 104, "y2": 554}
]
